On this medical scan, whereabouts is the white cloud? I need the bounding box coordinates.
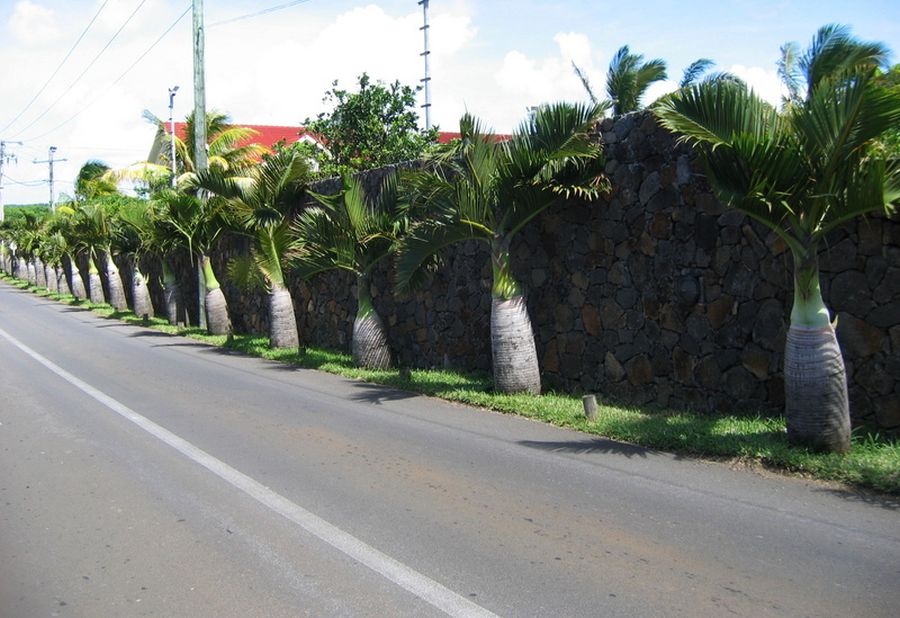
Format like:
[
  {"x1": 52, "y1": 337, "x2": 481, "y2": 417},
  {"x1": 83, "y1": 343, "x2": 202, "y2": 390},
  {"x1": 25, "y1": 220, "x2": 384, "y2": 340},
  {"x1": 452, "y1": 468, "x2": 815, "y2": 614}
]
[
  {"x1": 729, "y1": 64, "x2": 785, "y2": 106},
  {"x1": 8, "y1": 0, "x2": 59, "y2": 44}
]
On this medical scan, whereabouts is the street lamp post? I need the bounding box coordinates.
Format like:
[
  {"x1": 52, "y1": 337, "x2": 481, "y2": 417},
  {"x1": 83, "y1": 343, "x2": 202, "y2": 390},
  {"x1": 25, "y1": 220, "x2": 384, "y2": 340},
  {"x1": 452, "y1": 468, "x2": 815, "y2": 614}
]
[{"x1": 168, "y1": 85, "x2": 179, "y2": 187}]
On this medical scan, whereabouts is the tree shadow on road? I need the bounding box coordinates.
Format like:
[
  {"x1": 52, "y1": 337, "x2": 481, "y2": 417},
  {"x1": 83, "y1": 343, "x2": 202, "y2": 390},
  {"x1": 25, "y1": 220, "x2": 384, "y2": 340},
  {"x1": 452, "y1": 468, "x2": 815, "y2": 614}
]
[
  {"x1": 813, "y1": 487, "x2": 900, "y2": 510},
  {"x1": 516, "y1": 438, "x2": 651, "y2": 459}
]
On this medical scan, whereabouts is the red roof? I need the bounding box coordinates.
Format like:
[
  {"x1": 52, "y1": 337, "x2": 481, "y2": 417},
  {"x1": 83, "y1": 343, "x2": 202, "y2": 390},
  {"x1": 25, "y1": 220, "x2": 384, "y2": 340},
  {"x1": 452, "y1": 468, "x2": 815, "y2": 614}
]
[
  {"x1": 166, "y1": 122, "x2": 314, "y2": 150},
  {"x1": 164, "y1": 122, "x2": 511, "y2": 150}
]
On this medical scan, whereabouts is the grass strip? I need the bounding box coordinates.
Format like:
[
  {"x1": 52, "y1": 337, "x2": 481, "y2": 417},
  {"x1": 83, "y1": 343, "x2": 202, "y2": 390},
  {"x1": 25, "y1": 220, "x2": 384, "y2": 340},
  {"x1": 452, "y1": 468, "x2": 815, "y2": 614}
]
[{"x1": 4, "y1": 274, "x2": 898, "y2": 495}]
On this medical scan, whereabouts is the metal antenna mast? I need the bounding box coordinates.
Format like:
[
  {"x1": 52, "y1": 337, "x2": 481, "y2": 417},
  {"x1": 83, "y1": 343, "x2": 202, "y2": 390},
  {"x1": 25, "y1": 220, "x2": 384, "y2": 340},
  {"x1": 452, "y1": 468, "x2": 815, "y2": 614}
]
[
  {"x1": 418, "y1": 0, "x2": 432, "y2": 130},
  {"x1": 33, "y1": 146, "x2": 67, "y2": 213},
  {"x1": 0, "y1": 140, "x2": 23, "y2": 222}
]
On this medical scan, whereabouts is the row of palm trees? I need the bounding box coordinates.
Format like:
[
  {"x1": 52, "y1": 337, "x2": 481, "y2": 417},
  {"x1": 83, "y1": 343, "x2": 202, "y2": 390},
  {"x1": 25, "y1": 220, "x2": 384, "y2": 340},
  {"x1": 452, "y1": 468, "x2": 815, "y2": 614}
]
[
  {"x1": 1, "y1": 25, "x2": 897, "y2": 454},
  {"x1": 0, "y1": 101, "x2": 607, "y2": 400}
]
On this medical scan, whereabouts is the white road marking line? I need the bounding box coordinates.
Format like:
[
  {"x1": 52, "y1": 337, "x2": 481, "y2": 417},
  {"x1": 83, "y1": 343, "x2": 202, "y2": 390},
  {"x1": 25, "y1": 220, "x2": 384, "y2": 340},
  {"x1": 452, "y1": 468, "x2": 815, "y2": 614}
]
[{"x1": 0, "y1": 326, "x2": 497, "y2": 618}]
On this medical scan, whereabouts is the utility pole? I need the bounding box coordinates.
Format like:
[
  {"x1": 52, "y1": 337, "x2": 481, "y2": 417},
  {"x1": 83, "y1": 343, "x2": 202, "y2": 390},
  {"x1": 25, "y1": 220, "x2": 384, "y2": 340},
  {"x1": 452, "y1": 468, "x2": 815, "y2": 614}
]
[
  {"x1": 0, "y1": 140, "x2": 23, "y2": 222},
  {"x1": 168, "y1": 85, "x2": 179, "y2": 187},
  {"x1": 418, "y1": 0, "x2": 432, "y2": 130},
  {"x1": 193, "y1": 0, "x2": 208, "y2": 329},
  {"x1": 33, "y1": 146, "x2": 67, "y2": 214}
]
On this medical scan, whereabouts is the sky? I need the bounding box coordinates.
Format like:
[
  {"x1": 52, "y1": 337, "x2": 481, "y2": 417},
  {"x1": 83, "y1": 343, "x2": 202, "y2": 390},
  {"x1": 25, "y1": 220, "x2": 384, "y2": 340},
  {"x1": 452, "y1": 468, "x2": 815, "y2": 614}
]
[{"x1": 1, "y1": 0, "x2": 898, "y2": 205}]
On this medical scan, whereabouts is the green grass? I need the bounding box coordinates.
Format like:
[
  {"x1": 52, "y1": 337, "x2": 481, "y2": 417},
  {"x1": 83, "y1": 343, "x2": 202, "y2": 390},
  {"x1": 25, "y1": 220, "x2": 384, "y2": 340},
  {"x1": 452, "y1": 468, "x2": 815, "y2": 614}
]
[{"x1": 4, "y1": 272, "x2": 899, "y2": 495}]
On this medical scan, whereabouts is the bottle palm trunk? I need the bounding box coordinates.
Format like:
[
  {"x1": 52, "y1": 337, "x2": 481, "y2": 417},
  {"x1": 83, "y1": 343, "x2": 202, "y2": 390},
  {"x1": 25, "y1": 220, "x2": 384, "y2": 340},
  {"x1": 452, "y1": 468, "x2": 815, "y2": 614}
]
[
  {"x1": 131, "y1": 260, "x2": 154, "y2": 319},
  {"x1": 201, "y1": 255, "x2": 231, "y2": 336},
  {"x1": 46, "y1": 264, "x2": 58, "y2": 293},
  {"x1": 16, "y1": 257, "x2": 26, "y2": 280},
  {"x1": 105, "y1": 253, "x2": 127, "y2": 311},
  {"x1": 88, "y1": 255, "x2": 105, "y2": 304},
  {"x1": 352, "y1": 274, "x2": 392, "y2": 369},
  {"x1": 68, "y1": 256, "x2": 86, "y2": 300},
  {"x1": 268, "y1": 283, "x2": 299, "y2": 349},
  {"x1": 489, "y1": 241, "x2": 541, "y2": 394},
  {"x1": 162, "y1": 261, "x2": 180, "y2": 325},
  {"x1": 55, "y1": 266, "x2": 69, "y2": 296},
  {"x1": 34, "y1": 258, "x2": 46, "y2": 288},
  {"x1": 26, "y1": 259, "x2": 36, "y2": 285},
  {"x1": 784, "y1": 248, "x2": 850, "y2": 452}
]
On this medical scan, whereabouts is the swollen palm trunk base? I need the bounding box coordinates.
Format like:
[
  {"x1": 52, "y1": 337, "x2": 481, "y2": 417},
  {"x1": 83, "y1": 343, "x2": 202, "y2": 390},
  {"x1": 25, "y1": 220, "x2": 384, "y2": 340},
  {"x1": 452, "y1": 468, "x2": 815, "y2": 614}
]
[
  {"x1": 784, "y1": 324, "x2": 851, "y2": 453},
  {"x1": 105, "y1": 257, "x2": 127, "y2": 311},
  {"x1": 352, "y1": 310, "x2": 392, "y2": 370},
  {"x1": 69, "y1": 266, "x2": 85, "y2": 299},
  {"x1": 163, "y1": 281, "x2": 179, "y2": 325},
  {"x1": 46, "y1": 265, "x2": 57, "y2": 293},
  {"x1": 131, "y1": 270, "x2": 154, "y2": 319},
  {"x1": 268, "y1": 286, "x2": 299, "y2": 349},
  {"x1": 55, "y1": 268, "x2": 69, "y2": 296},
  {"x1": 491, "y1": 296, "x2": 541, "y2": 394},
  {"x1": 89, "y1": 272, "x2": 105, "y2": 304},
  {"x1": 205, "y1": 287, "x2": 231, "y2": 336},
  {"x1": 35, "y1": 259, "x2": 47, "y2": 288},
  {"x1": 26, "y1": 262, "x2": 36, "y2": 285}
]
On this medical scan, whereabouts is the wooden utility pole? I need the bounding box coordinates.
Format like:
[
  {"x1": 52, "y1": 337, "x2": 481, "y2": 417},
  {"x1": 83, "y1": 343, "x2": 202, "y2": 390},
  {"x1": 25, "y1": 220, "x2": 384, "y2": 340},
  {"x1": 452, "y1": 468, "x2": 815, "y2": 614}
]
[{"x1": 193, "y1": 0, "x2": 208, "y2": 329}]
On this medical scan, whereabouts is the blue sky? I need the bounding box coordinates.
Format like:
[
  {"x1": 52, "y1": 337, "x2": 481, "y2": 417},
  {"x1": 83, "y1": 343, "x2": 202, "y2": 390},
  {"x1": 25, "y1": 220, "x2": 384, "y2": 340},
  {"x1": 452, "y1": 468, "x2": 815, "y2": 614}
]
[{"x1": 1, "y1": 0, "x2": 898, "y2": 205}]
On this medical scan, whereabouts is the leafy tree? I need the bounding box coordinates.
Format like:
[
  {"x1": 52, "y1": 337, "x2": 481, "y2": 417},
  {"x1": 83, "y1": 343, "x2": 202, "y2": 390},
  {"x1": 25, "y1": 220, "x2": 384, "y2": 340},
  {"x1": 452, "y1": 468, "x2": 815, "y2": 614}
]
[
  {"x1": 304, "y1": 73, "x2": 438, "y2": 175},
  {"x1": 655, "y1": 24, "x2": 900, "y2": 453},
  {"x1": 398, "y1": 102, "x2": 607, "y2": 394}
]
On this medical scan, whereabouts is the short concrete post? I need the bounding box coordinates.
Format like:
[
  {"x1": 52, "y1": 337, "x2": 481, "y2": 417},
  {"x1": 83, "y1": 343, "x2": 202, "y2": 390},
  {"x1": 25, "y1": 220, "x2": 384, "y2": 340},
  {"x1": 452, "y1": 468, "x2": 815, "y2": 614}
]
[{"x1": 582, "y1": 394, "x2": 598, "y2": 420}]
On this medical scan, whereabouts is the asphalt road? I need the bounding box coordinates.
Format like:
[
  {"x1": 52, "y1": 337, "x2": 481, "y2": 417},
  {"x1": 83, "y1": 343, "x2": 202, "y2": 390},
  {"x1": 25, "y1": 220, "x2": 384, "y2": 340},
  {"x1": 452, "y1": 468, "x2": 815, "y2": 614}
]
[{"x1": 1, "y1": 280, "x2": 898, "y2": 617}]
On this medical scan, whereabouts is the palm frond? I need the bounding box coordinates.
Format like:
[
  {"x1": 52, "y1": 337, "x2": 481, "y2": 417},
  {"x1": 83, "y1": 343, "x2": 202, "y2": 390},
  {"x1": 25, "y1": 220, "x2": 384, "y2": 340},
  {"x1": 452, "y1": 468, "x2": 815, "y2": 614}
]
[{"x1": 681, "y1": 58, "x2": 715, "y2": 88}]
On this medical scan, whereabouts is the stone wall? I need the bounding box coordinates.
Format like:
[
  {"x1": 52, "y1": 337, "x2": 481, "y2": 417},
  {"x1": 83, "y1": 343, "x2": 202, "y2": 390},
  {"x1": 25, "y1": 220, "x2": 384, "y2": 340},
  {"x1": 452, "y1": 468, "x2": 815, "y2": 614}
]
[{"x1": 194, "y1": 112, "x2": 897, "y2": 431}]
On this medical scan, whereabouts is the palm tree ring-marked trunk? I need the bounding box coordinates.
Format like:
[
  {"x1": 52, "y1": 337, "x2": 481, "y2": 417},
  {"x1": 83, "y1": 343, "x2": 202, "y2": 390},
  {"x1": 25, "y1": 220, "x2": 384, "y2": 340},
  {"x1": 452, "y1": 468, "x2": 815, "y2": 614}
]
[
  {"x1": 268, "y1": 284, "x2": 299, "y2": 350},
  {"x1": 784, "y1": 324, "x2": 850, "y2": 453},
  {"x1": 162, "y1": 261, "x2": 180, "y2": 325},
  {"x1": 131, "y1": 262, "x2": 154, "y2": 319},
  {"x1": 55, "y1": 267, "x2": 69, "y2": 296},
  {"x1": 105, "y1": 253, "x2": 127, "y2": 311},
  {"x1": 352, "y1": 276, "x2": 392, "y2": 370},
  {"x1": 16, "y1": 257, "x2": 26, "y2": 280},
  {"x1": 35, "y1": 258, "x2": 47, "y2": 288},
  {"x1": 88, "y1": 255, "x2": 105, "y2": 304},
  {"x1": 201, "y1": 256, "x2": 231, "y2": 336},
  {"x1": 26, "y1": 260, "x2": 36, "y2": 285},
  {"x1": 46, "y1": 264, "x2": 58, "y2": 293},
  {"x1": 490, "y1": 295, "x2": 541, "y2": 394},
  {"x1": 68, "y1": 258, "x2": 85, "y2": 299}
]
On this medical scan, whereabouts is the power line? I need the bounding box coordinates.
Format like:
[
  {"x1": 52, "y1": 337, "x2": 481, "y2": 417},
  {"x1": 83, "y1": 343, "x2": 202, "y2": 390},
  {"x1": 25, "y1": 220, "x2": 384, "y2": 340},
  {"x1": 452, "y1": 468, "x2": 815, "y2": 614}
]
[
  {"x1": 208, "y1": 0, "x2": 313, "y2": 27},
  {"x1": 11, "y1": 0, "x2": 149, "y2": 139},
  {"x1": 0, "y1": 1, "x2": 111, "y2": 135},
  {"x1": 20, "y1": 4, "x2": 191, "y2": 143}
]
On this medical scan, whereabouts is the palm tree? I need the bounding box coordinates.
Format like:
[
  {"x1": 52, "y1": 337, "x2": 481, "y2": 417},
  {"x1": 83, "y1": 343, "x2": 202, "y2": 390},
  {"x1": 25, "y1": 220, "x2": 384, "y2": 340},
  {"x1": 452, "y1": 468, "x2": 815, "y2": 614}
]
[
  {"x1": 606, "y1": 45, "x2": 667, "y2": 115},
  {"x1": 398, "y1": 102, "x2": 607, "y2": 394},
  {"x1": 71, "y1": 199, "x2": 128, "y2": 308},
  {"x1": 116, "y1": 199, "x2": 159, "y2": 319},
  {"x1": 293, "y1": 171, "x2": 402, "y2": 368},
  {"x1": 198, "y1": 148, "x2": 310, "y2": 348},
  {"x1": 655, "y1": 24, "x2": 900, "y2": 453},
  {"x1": 75, "y1": 160, "x2": 117, "y2": 200},
  {"x1": 152, "y1": 189, "x2": 233, "y2": 335}
]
